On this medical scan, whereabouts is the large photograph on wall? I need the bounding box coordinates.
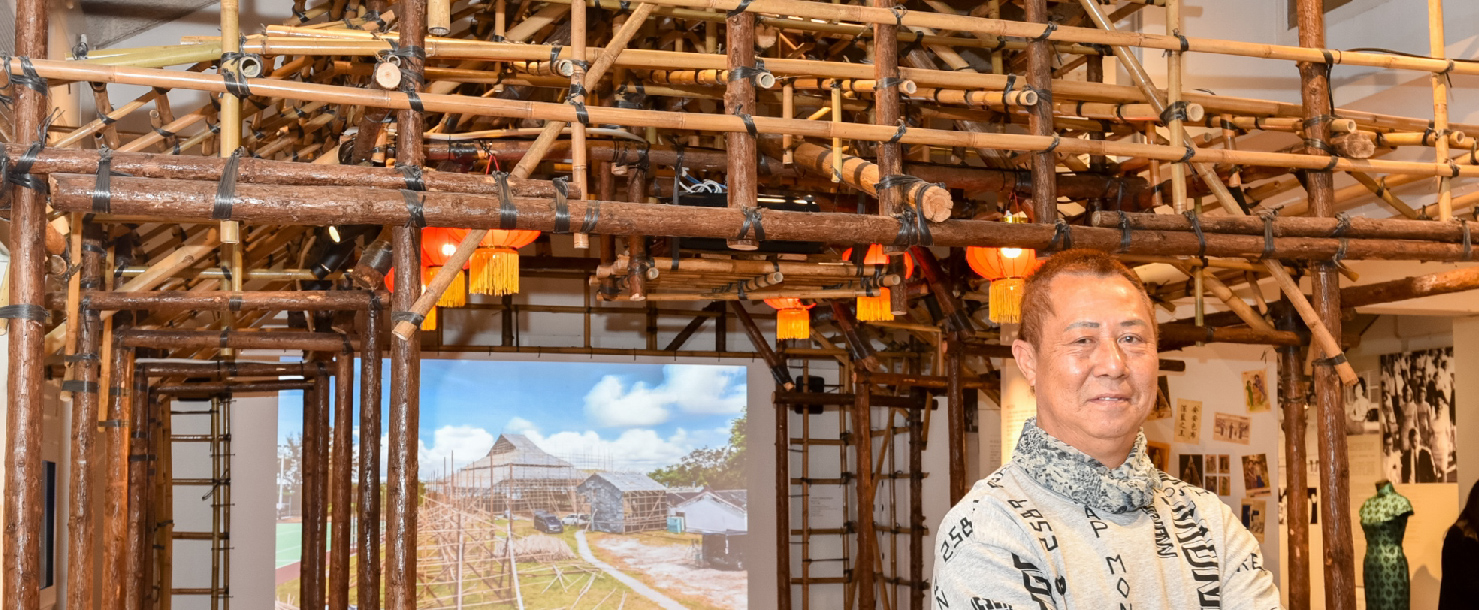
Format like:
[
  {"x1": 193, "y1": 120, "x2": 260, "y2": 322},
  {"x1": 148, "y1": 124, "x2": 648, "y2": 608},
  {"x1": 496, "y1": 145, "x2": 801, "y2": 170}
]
[
  {"x1": 1372, "y1": 347, "x2": 1457, "y2": 484},
  {"x1": 274, "y1": 359, "x2": 750, "y2": 609}
]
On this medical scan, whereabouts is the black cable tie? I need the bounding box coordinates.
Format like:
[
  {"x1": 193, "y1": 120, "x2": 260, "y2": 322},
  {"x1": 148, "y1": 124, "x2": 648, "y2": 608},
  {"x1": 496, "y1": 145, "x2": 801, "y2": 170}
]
[
  {"x1": 72, "y1": 38, "x2": 90, "y2": 60},
  {"x1": 579, "y1": 200, "x2": 601, "y2": 234},
  {"x1": 552, "y1": 176, "x2": 571, "y2": 234},
  {"x1": 735, "y1": 207, "x2": 766, "y2": 242},
  {"x1": 1260, "y1": 211, "x2": 1277, "y2": 260},
  {"x1": 726, "y1": 0, "x2": 755, "y2": 17},
  {"x1": 1175, "y1": 140, "x2": 1196, "y2": 164},
  {"x1": 1461, "y1": 219, "x2": 1472, "y2": 261},
  {"x1": 8, "y1": 114, "x2": 52, "y2": 194},
  {"x1": 1314, "y1": 353, "x2": 1348, "y2": 368},
  {"x1": 92, "y1": 147, "x2": 115, "y2": 213},
  {"x1": 1331, "y1": 213, "x2": 1351, "y2": 237},
  {"x1": 1158, "y1": 101, "x2": 1189, "y2": 124},
  {"x1": 1331, "y1": 237, "x2": 1349, "y2": 263},
  {"x1": 891, "y1": 205, "x2": 932, "y2": 247},
  {"x1": 211, "y1": 147, "x2": 243, "y2": 220},
  {"x1": 401, "y1": 190, "x2": 426, "y2": 229},
  {"x1": 731, "y1": 104, "x2": 759, "y2": 138},
  {"x1": 292, "y1": 5, "x2": 309, "y2": 21},
  {"x1": 1171, "y1": 29, "x2": 1189, "y2": 53},
  {"x1": 8, "y1": 56, "x2": 48, "y2": 94},
  {"x1": 397, "y1": 164, "x2": 426, "y2": 191},
  {"x1": 0, "y1": 304, "x2": 51, "y2": 323},
  {"x1": 391, "y1": 311, "x2": 425, "y2": 326},
  {"x1": 219, "y1": 52, "x2": 254, "y2": 99},
  {"x1": 62, "y1": 380, "x2": 99, "y2": 394},
  {"x1": 1046, "y1": 219, "x2": 1073, "y2": 253},
  {"x1": 1043, "y1": 134, "x2": 1062, "y2": 154},
  {"x1": 1183, "y1": 210, "x2": 1207, "y2": 261},
  {"x1": 1030, "y1": 22, "x2": 1057, "y2": 43},
  {"x1": 1449, "y1": 161, "x2": 1461, "y2": 178},
  {"x1": 218, "y1": 265, "x2": 233, "y2": 284},
  {"x1": 337, "y1": 330, "x2": 354, "y2": 354},
  {"x1": 886, "y1": 119, "x2": 908, "y2": 144},
  {"x1": 728, "y1": 65, "x2": 770, "y2": 85},
  {"x1": 566, "y1": 87, "x2": 590, "y2": 127},
  {"x1": 228, "y1": 294, "x2": 244, "y2": 312},
  {"x1": 494, "y1": 171, "x2": 518, "y2": 230},
  {"x1": 1323, "y1": 152, "x2": 1340, "y2": 172},
  {"x1": 1117, "y1": 212, "x2": 1133, "y2": 253}
]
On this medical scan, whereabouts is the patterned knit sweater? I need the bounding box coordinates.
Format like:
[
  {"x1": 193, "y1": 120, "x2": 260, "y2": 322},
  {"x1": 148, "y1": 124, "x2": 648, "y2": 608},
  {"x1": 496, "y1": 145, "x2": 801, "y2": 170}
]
[{"x1": 932, "y1": 418, "x2": 1282, "y2": 610}]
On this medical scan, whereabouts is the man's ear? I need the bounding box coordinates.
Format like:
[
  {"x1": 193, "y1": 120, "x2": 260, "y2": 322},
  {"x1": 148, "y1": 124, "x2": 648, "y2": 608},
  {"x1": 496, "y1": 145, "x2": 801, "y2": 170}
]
[{"x1": 1012, "y1": 338, "x2": 1038, "y2": 388}]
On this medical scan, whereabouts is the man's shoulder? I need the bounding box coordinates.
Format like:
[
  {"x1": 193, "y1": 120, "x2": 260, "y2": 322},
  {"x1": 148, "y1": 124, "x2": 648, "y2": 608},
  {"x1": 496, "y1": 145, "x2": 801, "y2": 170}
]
[{"x1": 945, "y1": 464, "x2": 1031, "y2": 519}]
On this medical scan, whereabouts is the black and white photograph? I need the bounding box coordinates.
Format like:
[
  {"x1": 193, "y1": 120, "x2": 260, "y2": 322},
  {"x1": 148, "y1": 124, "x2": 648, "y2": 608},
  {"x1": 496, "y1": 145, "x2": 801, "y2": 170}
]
[{"x1": 1377, "y1": 347, "x2": 1458, "y2": 484}]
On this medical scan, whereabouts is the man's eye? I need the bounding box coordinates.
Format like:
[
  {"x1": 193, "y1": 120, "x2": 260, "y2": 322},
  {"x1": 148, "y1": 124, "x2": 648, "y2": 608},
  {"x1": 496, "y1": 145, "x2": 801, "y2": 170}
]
[{"x1": 1120, "y1": 335, "x2": 1145, "y2": 344}]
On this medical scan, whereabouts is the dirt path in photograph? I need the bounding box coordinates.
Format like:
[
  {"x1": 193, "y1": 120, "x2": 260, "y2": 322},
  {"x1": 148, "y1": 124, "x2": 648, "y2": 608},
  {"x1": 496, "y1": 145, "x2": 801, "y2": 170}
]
[
  {"x1": 575, "y1": 530, "x2": 688, "y2": 610},
  {"x1": 587, "y1": 533, "x2": 747, "y2": 610}
]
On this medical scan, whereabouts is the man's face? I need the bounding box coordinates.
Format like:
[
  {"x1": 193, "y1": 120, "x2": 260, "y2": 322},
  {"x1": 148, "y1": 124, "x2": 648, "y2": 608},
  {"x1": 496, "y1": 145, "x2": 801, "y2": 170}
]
[{"x1": 1012, "y1": 273, "x2": 1159, "y2": 461}]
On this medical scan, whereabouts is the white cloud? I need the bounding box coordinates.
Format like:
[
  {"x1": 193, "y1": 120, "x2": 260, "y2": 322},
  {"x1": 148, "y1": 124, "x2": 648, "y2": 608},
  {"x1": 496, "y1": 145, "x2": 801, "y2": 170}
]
[
  {"x1": 505, "y1": 417, "x2": 538, "y2": 434},
  {"x1": 524, "y1": 428, "x2": 703, "y2": 472},
  {"x1": 583, "y1": 365, "x2": 746, "y2": 427},
  {"x1": 415, "y1": 425, "x2": 496, "y2": 477}
]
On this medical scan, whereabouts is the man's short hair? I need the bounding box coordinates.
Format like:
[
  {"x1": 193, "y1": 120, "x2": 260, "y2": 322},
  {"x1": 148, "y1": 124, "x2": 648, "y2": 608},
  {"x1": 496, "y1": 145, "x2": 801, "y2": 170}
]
[{"x1": 1018, "y1": 249, "x2": 1155, "y2": 347}]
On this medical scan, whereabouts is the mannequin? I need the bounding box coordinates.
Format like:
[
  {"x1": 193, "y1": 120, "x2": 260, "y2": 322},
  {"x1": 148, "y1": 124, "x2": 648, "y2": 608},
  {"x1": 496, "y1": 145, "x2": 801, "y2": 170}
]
[{"x1": 1359, "y1": 480, "x2": 1414, "y2": 610}]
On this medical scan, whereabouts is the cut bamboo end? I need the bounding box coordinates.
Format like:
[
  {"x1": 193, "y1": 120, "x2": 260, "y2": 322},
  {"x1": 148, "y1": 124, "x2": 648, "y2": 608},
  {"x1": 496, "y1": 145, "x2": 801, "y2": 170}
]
[{"x1": 374, "y1": 61, "x2": 402, "y2": 89}]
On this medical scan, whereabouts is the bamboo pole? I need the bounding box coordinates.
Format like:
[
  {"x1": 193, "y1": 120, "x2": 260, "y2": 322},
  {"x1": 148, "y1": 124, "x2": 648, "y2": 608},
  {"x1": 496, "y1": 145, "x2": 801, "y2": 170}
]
[
  {"x1": 357, "y1": 300, "x2": 385, "y2": 610},
  {"x1": 1429, "y1": 0, "x2": 1452, "y2": 221},
  {"x1": 1166, "y1": 0, "x2": 1187, "y2": 213},
  {"x1": 1089, "y1": 210, "x2": 1479, "y2": 243},
  {"x1": 726, "y1": 0, "x2": 760, "y2": 249},
  {"x1": 64, "y1": 225, "x2": 105, "y2": 610},
  {"x1": 1280, "y1": 308, "x2": 1312, "y2": 610},
  {"x1": 219, "y1": 0, "x2": 246, "y2": 357},
  {"x1": 569, "y1": 0, "x2": 590, "y2": 249},
  {"x1": 852, "y1": 389, "x2": 876, "y2": 610},
  {"x1": 761, "y1": 138, "x2": 953, "y2": 221},
  {"x1": 329, "y1": 353, "x2": 354, "y2": 610},
  {"x1": 100, "y1": 346, "x2": 135, "y2": 610},
  {"x1": 1024, "y1": 0, "x2": 1055, "y2": 223},
  {"x1": 872, "y1": 0, "x2": 902, "y2": 222}
]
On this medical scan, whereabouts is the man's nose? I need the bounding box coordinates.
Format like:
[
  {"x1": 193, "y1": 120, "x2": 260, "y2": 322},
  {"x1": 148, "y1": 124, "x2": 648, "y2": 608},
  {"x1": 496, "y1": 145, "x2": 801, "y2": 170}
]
[{"x1": 1092, "y1": 338, "x2": 1127, "y2": 377}]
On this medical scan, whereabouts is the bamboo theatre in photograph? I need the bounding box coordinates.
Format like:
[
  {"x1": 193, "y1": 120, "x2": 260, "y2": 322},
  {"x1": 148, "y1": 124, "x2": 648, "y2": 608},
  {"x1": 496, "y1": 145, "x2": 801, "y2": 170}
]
[{"x1": 0, "y1": 0, "x2": 1477, "y2": 608}]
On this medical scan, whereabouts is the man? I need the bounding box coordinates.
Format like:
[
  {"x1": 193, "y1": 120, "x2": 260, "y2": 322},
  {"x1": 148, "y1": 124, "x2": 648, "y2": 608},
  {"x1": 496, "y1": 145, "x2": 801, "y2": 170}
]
[
  {"x1": 1407, "y1": 428, "x2": 1437, "y2": 484},
  {"x1": 932, "y1": 250, "x2": 1280, "y2": 610}
]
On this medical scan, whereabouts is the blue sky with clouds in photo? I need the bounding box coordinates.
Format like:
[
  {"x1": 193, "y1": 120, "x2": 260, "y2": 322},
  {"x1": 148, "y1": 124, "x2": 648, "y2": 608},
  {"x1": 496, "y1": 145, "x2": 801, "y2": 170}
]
[{"x1": 278, "y1": 359, "x2": 747, "y2": 477}]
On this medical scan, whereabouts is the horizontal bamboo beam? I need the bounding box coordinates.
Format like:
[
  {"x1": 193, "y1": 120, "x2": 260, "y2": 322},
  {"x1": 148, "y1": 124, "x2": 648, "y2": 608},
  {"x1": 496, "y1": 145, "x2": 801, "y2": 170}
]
[
  {"x1": 1159, "y1": 323, "x2": 1302, "y2": 348},
  {"x1": 67, "y1": 290, "x2": 378, "y2": 312},
  {"x1": 19, "y1": 58, "x2": 1479, "y2": 177},
  {"x1": 137, "y1": 361, "x2": 329, "y2": 377},
  {"x1": 115, "y1": 329, "x2": 361, "y2": 352},
  {"x1": 152, "y1": 380, "x2": 317, "y2": 394},
  {"x1": 1092, "y1": 210, "x2": 1477, "y2": 243},
  {"x1": 48, "y1": 174, "x2": 1479, "y2": 262}
]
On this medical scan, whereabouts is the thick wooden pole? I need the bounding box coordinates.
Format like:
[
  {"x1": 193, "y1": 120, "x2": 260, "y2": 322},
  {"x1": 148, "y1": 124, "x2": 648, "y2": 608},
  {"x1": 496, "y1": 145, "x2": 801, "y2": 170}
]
[
  {"x1": 729, "y1": 302, "x2": 796, "y2": 391},
  {"x1": 300, "y1": 379, "x2": 322, "y2": 610},
  {"x1": 64, "y1": 224, "x2": 104, "y2": 610},
  {"x1": 1024, "y1": 0, "x2": 1057, "y2": 222},
  {"x1": 4, "y1": 0, "x2": 51, "y2": 600},
  {"x1": 329, "y1": 353, "x2": 355, "y2": 610},
  {"x1": 725, "y1": 0, "x2": 760, "y2": 249},
  {"x1": 775, "y1": 393, "x2": 793, "y2": 610},
  {"x1": 1295, "y1": 0, "x2": 1356, "y2": 606},
  {"x1": 872, "y1": 0, "x2": 901, "y2": 220},
  {"x1": 1279, "y1": 308, "x2": 1311, "y2": 610},
  {"x1": 122, "y1": 365, "x2": 150, "y2": 610},
  {"x1": 101, "y1": 345, "x2": 135, "y2": 610},
  {"x1": 852, "y1": 389, "x2": 876, "y2": 610},
  {"x1": 945, "y1": 340, "x2": 967, "y2": 504},
  {"x1": 358, "y1": 301, "x2": 385, "y2": 610}
]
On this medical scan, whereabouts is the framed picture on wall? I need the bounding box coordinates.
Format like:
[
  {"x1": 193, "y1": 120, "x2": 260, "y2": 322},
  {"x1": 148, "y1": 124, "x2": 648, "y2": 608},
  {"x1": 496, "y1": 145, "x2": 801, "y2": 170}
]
[
  {"x1": 1149, "y1": 376, "x2": 1173, "y2": 420},
  {"x1": 1242, "y1": 454, "x2": 1271, "y2": 496},
  {"x1": 1146, "y1": 441, "x2": 1171, "y2": 471},
  {"x1": 1242, "y1": 370, "x2": 1270, "y2": 413},
  {"x1": 1178, "y1": 454, "x2": 1204, "y2": 487}
]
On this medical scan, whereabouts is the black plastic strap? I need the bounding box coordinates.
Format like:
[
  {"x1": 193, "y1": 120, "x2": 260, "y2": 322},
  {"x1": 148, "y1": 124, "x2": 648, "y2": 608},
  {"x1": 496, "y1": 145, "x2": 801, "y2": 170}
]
[
  {"x1": 219, "y1": 52, "x2": 254, "y2": 98},
  {"x1": 0, "y1": 304, "x2": 50, "y2": 323},
  {"x1": 891, "y1": 205, "x2": 933, "y2": 247},
  {"x1": 402, "y1": 190, "x2": 426, "y2": 229},
  {"x1": 1462, "y1": 219, "x2": 1473, "y2": 261},
  {"x1": 391, "y1": 311, "x2": 425, "y2": 326},
  {"x1": 1260, "y1": 212, "x2": 1277, "y2": 260},
  {"x1": 732, "y1": 105, "x2": 758, "y2": 138},
  {"x1": 1183, "y1": 210, "x2": 1207, "y2": 261},
  {"x1": 1332, "y1": 238, "x2": 1349, "y2": 263},
  {"x1": 92, "y1": 147, "x2": 115, "y2": 213},
  {"x1": 219, "y1": 329, "x2": 231, "y2": 348},
  {"x1": 1170, "y1": 29, "x2": 1189, "y2": 53},
  {"x1": 1314, "y1": 353, "x2": 1347, "y2": 368},
  {"x1": 8, "y1": 56, "x2": 48, "y2": 94},
  {"x1": 1175, "y1": 140, "x2": 1196, "y2": 164},
  {"x1": 726, "y1": 0, "x2": 754, "y2": 17},
  {"x1": 1159, "y1": 101, "x2": 1190, "y2": 124},
  {"x1": 1117, "y1": 212, "x2": 1133, "y2": 252},
  {"x1": 1043, "y1": 134, "x2": 1062, "y2": 154},
  {"x1": 1030, "y1": 22, "x2": 1057, "y2": 43},
  {"x1": 397, "y1": 164, "x2": 426, "y2": 192},
  {"x1": 566, "y1": 84, "x2": 590, "y2": 127},
  {"x1": 1047, "y1": 220, "x2": 1073, "y2": 252},
  {"x1": 886, "y1": 119, "x2": 908, "y2": 144},
  {"x1": 62, "y1": 380, "x2": 99, "y2": 394},
  {"x1": 579, "y1": 200, "x2": 601, "y2": 234},
  {"x1": 1330, "y1": 213, "x2": 1351, "y2": 237},
  {"x1": 228, "y1": 294, "x2": 244, "y2": 312},
  {"x1": 728, "y1": 65, "x2": 770, "y2": 85},
  {"x1": 735, "y1": 207, "x2": 766, "y2": 242},
  {"x1": 494, "y1": 171, "x2": 518, "y2": 230},
  {"x1": 212, "y1": 147, "x2": 243, "y2": 220},
  {"x1": 384, "y1": 40, "x2": 426, "y2": 112},
  {"x1": 552, "y1": 176, "x2": 571, "y2": 234},
  {"x1": 8, "y1": 116, "x2": 51, "y2": 193}
]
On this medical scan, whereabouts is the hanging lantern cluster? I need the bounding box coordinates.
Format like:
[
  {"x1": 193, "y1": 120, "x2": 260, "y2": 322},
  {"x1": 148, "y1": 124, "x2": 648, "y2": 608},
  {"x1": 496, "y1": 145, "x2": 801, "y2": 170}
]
[
  {"x1": 765, "y1": 298, "x2": 815, "y2": 341},
  {"x1": 967, "y1": 209, "x2": 1039, "y2": 324},
  {"x1": 843, "y1": 244, "x2": 916, "y2": 322},
  {"x1": 449, "y1": 227, "x2": 541, "y2": 296}
]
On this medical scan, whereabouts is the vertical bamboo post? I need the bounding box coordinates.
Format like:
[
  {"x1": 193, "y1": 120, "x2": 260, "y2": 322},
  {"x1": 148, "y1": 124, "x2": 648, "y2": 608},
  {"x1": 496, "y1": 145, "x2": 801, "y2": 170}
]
[
  {"x1": 945, "y1": 340, "x2": 966, "y2": 504},
  {"x1": 90, "y1": 83, "x2": 123, "y2": 149},
  {"x1": 775, "y1": 394, "x2": 793, "y2": 610},
  {"x1": 1279, "y1": 308, "x2": 1311, "y2": 610},
  {"x1": 872, "y1": 0, "x2": 902, "y2": 220},
  {"x1": 986, "y1": 0, "x2": 1003, "y2": 74},
  {"x1": 1165, "y1": 0, "x2": 1188, "y2": 212},
  {"x1": 300, "y1": 380, "x2": 319, "y2": 610},
  {"x1": 1024, "y1": 0, "x2": 1056, "y2": 223},
  {"x1": 158, "y1": 394, "x2": 174, "y2": 610},
  {"x1": 1294, "y1": 0, "x2": 1357, "y2": 607},
  {"x1": 219, "y1": 0, "x2": 244, "y2": 351},
  {"x1": 101, "y1": 345, "x2": 134, "y2": 610},
  {"x1": 357, "y1": 301, "x2": 385, "y2": 610},
  {"x1": 626, "y1": 169, "x2": 650, "y2": 300},
  {"x1": 1428, "y1": 0, "x2": 1452, "y2": 221},
  {"x1": 830, "y1": 86, "x2": 843, "y2": 183},
  {"x1": 123, "y1": 365, "x2": 149, "y2": 610},
  {"x1": 852, "y1": 389, "x2": 876, "y2": 610},
  {"x1": 570, "y1": 0, "x2": 591, "y2": 249},
  {"x1": 387, "y1": 0, "x2": 427, "y2": 605},
  {"x1": 304, "y1": 373, "x2": 328, "y2": 610},
  {"x1": 3, "y1": 0, "x2": 51, "y2": 600},
  {"x1": 64, "y1": 224, "x2": 105, "y2": 610},
  {"x1": 907, "y1": 397, "x2": 923, "y2": 610},
  {"x1": 330, "y1": 353, "x2": 355, "y2": 610},
  {"x1": 725, "y1": 0, "x2": 760, "y2": 250}
]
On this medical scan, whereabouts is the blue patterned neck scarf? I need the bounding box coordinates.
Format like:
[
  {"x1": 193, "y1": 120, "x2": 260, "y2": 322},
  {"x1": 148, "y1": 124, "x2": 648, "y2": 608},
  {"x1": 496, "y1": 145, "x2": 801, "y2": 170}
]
[{"x1": 1011, "y1": 417, "x2": 1160, "y2": 514}]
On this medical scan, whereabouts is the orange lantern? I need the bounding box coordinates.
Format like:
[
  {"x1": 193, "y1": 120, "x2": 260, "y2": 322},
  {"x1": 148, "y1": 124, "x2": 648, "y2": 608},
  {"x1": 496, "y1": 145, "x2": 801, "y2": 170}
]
[
  {"x1": 966, "y1": 246, "x2": 1039, "y2": 324},
  {"x1": 447, "y1": 227, "x2": 541, "y2": 296},
  {"x1": 764, "y1": 298, "x2": 814, "y2": 341},
  {"x1": 842, "y1": 244, "x2": 915, "y2": 322}
]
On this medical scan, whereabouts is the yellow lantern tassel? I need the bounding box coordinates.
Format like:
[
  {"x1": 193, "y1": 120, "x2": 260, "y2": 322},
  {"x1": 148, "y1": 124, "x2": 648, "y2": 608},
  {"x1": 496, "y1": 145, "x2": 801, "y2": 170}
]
[
  {"x1": 776, "y1": 308, "x2": 811, "y2": 341},
  {"x1": 856, "y1": 287, "x2": 892, "y2": 322},
  {"x1": 988, "y1": 278, "x2": 1026, "y2": 324},
  {"x1": 470, "y1": 248, "x2": 520, "y2": 296},
  {"x1": 422, "y1": 306, "x2": 438, "y2": 331},
  {"x1": 428, "y1": 265, "x2": 467, "y2": 308}
]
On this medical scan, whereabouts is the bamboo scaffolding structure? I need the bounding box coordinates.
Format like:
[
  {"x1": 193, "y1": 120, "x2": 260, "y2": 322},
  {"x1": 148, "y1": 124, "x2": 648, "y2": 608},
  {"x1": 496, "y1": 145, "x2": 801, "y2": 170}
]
[{"x1": 762, "y1": 138, "x2": 952, "y2": 221}]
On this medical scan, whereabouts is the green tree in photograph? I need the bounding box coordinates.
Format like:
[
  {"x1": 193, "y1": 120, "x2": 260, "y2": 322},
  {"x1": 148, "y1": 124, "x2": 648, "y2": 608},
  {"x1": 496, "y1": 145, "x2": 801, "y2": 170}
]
[{"x1": 649, "y1": 414, "x2": 747, "y2": 489}]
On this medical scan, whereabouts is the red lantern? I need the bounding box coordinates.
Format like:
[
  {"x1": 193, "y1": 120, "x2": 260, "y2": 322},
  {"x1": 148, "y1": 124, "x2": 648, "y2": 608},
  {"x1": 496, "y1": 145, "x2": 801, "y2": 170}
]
[
  {"x1": 446, "y1": 227, "x2": 541, "y2": 295},
  {"x1": 764, "y1": 298, "x2": 814, "y2": 341},
  {"x1": 967, "y1": 247, "x2": 1039, "y2": 324}
]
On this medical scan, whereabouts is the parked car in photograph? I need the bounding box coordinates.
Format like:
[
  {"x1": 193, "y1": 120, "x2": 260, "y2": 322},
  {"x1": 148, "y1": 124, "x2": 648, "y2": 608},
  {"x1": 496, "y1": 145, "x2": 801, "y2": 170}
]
[
  {"x1": 532, "y1": 510, "x2": 565, "y2": 534},
  {"x1": 562, "y1": 513, "x2": 590, "y2": 527}
]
